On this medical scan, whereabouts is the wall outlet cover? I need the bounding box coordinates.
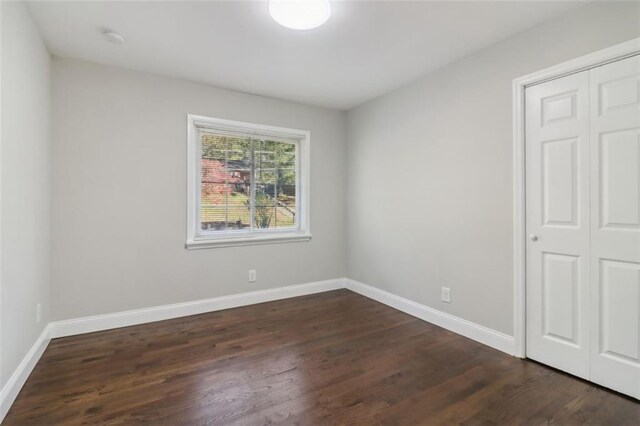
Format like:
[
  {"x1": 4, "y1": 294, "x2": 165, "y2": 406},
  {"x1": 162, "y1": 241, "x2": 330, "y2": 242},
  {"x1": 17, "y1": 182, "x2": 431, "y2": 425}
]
[{"x1": 441, "y1": 287, "x2": 451, "y2": 303}]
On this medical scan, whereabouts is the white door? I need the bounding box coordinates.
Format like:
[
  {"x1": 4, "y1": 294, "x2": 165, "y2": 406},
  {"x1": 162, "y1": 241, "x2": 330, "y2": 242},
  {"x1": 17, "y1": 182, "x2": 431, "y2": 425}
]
[
  {"x1": 525, "y1": 71, "x2": 591, "y2": 379},
  {"x1": 589, "y1": 55, "x2": 640, "y2": 399}
]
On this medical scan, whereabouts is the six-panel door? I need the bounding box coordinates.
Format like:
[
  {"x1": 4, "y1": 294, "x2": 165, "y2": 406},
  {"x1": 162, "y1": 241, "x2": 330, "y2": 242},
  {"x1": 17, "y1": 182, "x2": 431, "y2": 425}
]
[
  {"x1": 525, "y1": 71, "x2": 591, "y2": 380},
  {"x1": 589, "y1": 55, "x2": 640, "y2": 399},
  {"x1": 526, "y1": 55, "x2": 640, "y2": 400}
]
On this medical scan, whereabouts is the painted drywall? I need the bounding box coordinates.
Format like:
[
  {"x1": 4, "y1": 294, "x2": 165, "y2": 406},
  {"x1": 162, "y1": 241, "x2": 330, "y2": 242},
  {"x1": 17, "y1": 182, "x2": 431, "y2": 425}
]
[
  {"x1": 51, "y1": 59, "x2": 347, "y2": 321},
  {"x1": 1, "y1": 1, "x2": 51, "y2": 386},
  {"x1": 346, "y1": 1, "x2": 640, "y2": 336}
]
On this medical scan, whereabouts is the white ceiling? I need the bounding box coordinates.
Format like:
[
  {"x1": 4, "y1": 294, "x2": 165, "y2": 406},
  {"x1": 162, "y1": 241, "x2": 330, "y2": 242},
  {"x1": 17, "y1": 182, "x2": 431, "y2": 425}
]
[{"x1": 27, "y1": 1, "x2": 589, "y2": 110}]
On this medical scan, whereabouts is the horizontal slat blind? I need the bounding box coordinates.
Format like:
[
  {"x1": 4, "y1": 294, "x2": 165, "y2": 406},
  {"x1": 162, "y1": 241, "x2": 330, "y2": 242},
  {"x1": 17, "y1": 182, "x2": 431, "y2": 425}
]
[{"x1": 198, "y1": 129, "x2": 299, "y2": 237}]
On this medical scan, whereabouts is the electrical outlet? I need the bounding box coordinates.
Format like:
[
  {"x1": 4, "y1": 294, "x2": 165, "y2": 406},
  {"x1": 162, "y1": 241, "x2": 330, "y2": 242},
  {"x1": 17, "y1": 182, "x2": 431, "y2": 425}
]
[
  {"x1": 36, "y1": 303, "x2": 42, "y2": 323},
  {"x1": 248, "y1": 269, "x2": 257, "y2": 283},
  {"x1": 441, "y1": 287, "x2": 451, "y2": 303}
]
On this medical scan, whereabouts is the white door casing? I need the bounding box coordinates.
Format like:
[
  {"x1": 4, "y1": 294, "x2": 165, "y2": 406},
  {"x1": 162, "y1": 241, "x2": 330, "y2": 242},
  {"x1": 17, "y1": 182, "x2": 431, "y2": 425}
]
[
  {"x1": 589, "y1": 55, "x2": 640, "y2": 399},
  {"x1": 525, "y1": 71, "x2": 591, "y2": 380}
]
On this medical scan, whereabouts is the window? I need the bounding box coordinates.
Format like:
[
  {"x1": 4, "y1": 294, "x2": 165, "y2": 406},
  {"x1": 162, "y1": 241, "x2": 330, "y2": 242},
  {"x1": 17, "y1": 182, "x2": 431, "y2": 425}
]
[{"x1": 186, "y1": 115, "x2": 310, "y2": 249}]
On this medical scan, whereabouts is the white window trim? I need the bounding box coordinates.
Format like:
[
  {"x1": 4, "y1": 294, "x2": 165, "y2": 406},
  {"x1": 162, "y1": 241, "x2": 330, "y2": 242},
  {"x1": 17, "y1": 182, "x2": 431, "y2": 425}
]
[{"x1": 186, "y1": 114, "x2": 311, "y2": 249}]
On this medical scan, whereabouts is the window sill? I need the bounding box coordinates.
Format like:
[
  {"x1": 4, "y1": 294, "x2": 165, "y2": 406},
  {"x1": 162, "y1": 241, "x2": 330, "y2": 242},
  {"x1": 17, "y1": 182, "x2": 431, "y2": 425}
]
[{"x1": 185, "y1": 232, "x2": 312, "y2": 250}]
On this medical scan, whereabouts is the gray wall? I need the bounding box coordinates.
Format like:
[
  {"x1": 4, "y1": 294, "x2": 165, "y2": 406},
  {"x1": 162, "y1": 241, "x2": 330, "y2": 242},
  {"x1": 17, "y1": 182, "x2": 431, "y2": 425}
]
[
  {"x1": 346, "y1": 1, "x2": 640, "y2": 335},
  {"x1": 1, "y1": 2, "x2": 51, "y2": 386},
  {"x1": 51, "y1": 59, "x2": 347, "y2": 321}
]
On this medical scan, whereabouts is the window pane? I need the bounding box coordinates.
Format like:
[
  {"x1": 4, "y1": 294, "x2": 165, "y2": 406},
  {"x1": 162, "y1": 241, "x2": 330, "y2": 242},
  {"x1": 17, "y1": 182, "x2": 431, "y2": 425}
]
[
  {"x1": 275, "y1": 172, "x2": 296, "y2": 228},
  {"x1": 200, "y1": 206, "x2": 226, "y2": 231},
  {"x1": 200, "y1": 134, "x2": 251, "y2": 231},
  {"x1": 274, "y1": 142, "x2": 296, "y2": 229},
  {"x1": 253, "y1": 139, "x2": 275, "y2": 229},
  {"x1": 252, "y1": 139, "x2": 297, "y2": 230},
  {"x1": 227, "y1": 205, "x2": 250, "y2": 230},
  {"x1": 252, "y1": 188, "x2": 275, "y2": 229}
]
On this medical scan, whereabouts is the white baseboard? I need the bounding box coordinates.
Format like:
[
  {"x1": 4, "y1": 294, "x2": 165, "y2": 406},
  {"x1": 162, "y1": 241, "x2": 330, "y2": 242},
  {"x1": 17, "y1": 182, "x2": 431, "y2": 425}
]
[
  {"x1": 0, "y1": 324, "x2": 52, "y2": 422},
  {"x1": 49, "y1": 278, "x2": 344, "y2": 338},
  {"x1": 344, "y1": 279, "x2": 515, "y2": 355}
]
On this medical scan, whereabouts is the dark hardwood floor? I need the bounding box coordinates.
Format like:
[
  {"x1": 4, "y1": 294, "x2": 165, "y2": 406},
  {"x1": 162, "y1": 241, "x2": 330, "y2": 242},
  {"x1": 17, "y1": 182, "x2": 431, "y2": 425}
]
[{"x1": 5, "y1": 289, "x2": 639, "y2": 425}]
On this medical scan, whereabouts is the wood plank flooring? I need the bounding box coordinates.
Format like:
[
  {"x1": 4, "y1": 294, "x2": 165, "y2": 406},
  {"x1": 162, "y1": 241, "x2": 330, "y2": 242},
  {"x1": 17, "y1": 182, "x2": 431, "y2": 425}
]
[{"x1": 5, "y1": 289, "x2": 639, "y2": 425}]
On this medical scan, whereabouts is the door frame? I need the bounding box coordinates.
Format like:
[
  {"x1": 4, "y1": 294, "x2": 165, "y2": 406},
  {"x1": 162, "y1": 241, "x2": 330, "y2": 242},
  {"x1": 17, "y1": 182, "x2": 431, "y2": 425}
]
[{"x1": 512, "y1": 37, "x2": 640, "y2": 358}]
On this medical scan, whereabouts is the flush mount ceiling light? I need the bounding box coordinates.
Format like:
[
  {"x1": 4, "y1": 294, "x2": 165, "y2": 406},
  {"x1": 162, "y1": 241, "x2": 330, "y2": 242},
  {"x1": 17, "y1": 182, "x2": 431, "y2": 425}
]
[{"x1": 269, "y1": 0, "x2": 331, "y2": 30}]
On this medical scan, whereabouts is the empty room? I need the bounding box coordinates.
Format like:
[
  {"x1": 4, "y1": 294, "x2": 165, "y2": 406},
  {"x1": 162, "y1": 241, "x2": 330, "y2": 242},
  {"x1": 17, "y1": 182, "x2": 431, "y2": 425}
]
[{"x1": 1, "y1": 0, "x2": 639, "y2": 424}]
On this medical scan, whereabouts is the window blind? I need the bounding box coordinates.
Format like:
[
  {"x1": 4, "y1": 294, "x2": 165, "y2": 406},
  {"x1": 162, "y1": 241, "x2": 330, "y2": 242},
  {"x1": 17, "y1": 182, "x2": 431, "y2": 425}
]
[{"x1": 198, "y1": 131, "x2": 298, "y2": 236}]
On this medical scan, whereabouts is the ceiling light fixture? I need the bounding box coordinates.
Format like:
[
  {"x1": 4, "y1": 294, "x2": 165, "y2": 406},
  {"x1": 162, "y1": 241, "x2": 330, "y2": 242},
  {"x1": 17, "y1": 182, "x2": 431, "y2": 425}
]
[{"x1": 269, "y1": 0, "x2": 331, "y2": 30}]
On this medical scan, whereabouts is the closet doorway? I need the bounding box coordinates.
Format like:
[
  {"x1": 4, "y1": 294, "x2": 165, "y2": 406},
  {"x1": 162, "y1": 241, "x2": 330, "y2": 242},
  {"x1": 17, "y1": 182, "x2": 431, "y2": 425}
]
[{"x1": 514, "y1": 39, "x2": 640, "y2": 400}]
